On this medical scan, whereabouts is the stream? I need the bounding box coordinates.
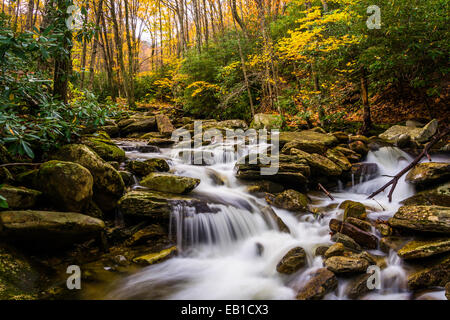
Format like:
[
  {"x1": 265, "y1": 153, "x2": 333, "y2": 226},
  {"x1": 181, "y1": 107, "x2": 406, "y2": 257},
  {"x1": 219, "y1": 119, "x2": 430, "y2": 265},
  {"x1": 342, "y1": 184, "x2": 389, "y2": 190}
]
[{"x1": 102, "y1": 137, "x2": 449, "y2": 300}]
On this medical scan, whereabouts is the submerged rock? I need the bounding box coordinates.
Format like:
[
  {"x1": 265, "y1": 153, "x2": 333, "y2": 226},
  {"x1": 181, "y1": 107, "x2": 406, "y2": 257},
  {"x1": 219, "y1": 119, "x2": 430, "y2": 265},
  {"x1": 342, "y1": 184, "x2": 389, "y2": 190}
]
[
  {"x1": 37, "y1": 160, "x2": 93, "y2": 213},
  {"x1": 260, "y1": 206, "x2": 290, "y2": 233},
  {"x1": 346, "y1": 273, "x2": 372, "y2": 299},
  {"x1": 0, "y1": 185, "x2": 41, "y2": 210},
  {"x1": 270, "y1": 189, "x2": 308, "y2": 212},
  {"x1": 405, "y1": 162, "x2": 450, "y2": 188},
  {"x1": 397, "y1": 238, "x2": 450, "y2": 259},
  {"x1": 276, "y1": 247, "x2": 306, "y2": 274},
  {"x1": 0, "y1": 210, "x2": 104, "y2": 246},
  {"x1": 51, "y1": 144, "x2": 125, "y2": 212},
  {"x1": 140, "y1": 172, "x2": 200, "y2": 194},
  {"x1": 324, "y1": 256, "x2": 370, "y2": 274},
  {"x1": 388, "y1": 205, "x2": 450, "y2": 234},
  {"x1": 296, "y1": 268, "x2": 338, "y2": 300},
  {"x1": 350, "y1": 163, "x2": 379, "y2": 183}
]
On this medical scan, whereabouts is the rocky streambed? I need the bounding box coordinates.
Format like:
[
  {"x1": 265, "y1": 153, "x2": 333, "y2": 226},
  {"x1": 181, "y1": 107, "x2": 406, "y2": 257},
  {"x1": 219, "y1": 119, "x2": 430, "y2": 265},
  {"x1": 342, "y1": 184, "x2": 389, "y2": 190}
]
[{"x1": 0, "y1": 112, "x2": 449, "y2": 300}]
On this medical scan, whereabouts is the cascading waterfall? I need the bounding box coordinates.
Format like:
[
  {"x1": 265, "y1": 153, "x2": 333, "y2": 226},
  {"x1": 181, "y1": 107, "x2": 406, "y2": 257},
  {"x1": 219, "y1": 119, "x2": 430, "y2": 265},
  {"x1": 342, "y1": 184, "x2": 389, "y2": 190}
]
[{"x1": 108, "y1": 140, "x2": 449, "y2": 300}]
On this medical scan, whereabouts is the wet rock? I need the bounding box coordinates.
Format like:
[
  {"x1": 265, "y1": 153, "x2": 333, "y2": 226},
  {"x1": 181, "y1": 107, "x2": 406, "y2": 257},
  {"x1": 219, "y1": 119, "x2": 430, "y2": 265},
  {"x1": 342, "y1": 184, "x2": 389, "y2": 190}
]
[
  {"x1": 235, "y1": 154, "x2": 310, "y2": 187},
  {"x1": 315, "y1": 246, "x2": 330, "y2": 257},
  {"x1": 82, "y1": 137, "x2": 126, "y2": 162},
  {"x1": 205, "y1": 168, "x2": 228, "y2": 186},
  {"x1": 324, "y1": 243, "x2": 346, "y2": 258},
  {"x1": 133, "y1": 246, "x2": 177, "y2": 265},
  {"x1": 334, "y1": 146, "x2": 361, "y2": 163},
  {"x1": 331, "y1": 233, "x2": 361, "y2": 251},
  {"x1": 15, "y1": 170, "x2": 38, "y2": 189},
  {"x1": 247, "y1": 181, "x2": 284, "y2": 194},
  {"x1": 136, "y1": 145, "x2": 161, "y2": 153},
  {"x1": 140, "y1": 132, "x2": 166, "y2": 139},
  {"x1": 37, "y1": 161, "x2": 93, "y2": 213},
  {"x1": 276, "y1": 247, "x2": 306, "y2": 274},
  {"x1": 147, "y1": 137, "x2": 175, "y2": 147},
  {"x1": 388, "y1": 205, "x2": 450, "y2": 234},
  {"x1": 51, "y1": 144, "x2": 125, "y2": 212},
  {"x1": 446, "y1": 283, "x2": 450, "y2": 300},
  {"x1": 408, "y1": 254, "x2": 450, "y2": 290},
  {"x1": 346, "y1": 273, "x2": 372, "y2": 299},
  {"x1": 216, "y1": 119, "x2": 248, "y2": 130},
  {"x1": 296, "y1": 268, "x2": 338, "y2": 300},
  {"x1": 332, "y1": 132, "x2": 349, "y2": 143},
  {"x1": 125, "y1": 224, "x2": 167, "y2": 247},
  {"x1": 260, "y1": 206, "x2": 290, "y2": 233},
  {"x1": 379, "y1": 119, "x2": 438, "y2": 144},
  {"x1": 100, "y1": 124, "x2": 120, "y2": 137},
  {"x1": 126, "y1": 158, "x2": 170, "y2": 176},
  {"x1": 250, "y1": 113, "x2": 282, "y2": 130},
  {"x1": 346, "y1": 217, "x2": 372, "y2": 232},
  {"x1": 255, "y1": 243, "x2": 264, "y2": 256},
  {"x1": 348, "y1": 141, "x2": 369, "y2": 156},
  {"x1": 324, "y1": 256, "x2": 369, "y2": 274},
  {"x1": 405, "y1": 163, "x2": 450, "y2": 188},
  {"x1": 375, "y1": 223, "x2": 393, "y2": 237},
  {"x1": 270, "y1": 189, "x2": 308, "y2": 212},
  {"x1": 140, "y1": 172, "x2": 200, "y2": 194},
  {"x1": 329, "y1": 219, "x2": 378, "y2": 249},
  {"x1": 397, "y1": 238, "x2": 450, "y2": 260},
  {"x1": 119, "y1": 171, "x2": 134, "y2": 187},
  {"x1": 280, "y1": 130, "x2": 338, "y2": 153},
  {"x1": 122, "y1": 117, "x2": 157, "y2": 136},
  {"x1": 108, "y1": 161, "x2": 120, "y2": 170},
  {"x1": 339, "y1": 200, "x2": 367, "y2": 220},
  {"x1": 289, "y1": 149, "x2": 342, "y2": 177},
  {"x1": 0, "y1": 245, "x2": 43, "y2": 299},
  {"x1": 367, "y1": 137, "x2": 393, "y2": 151},
  {"x1": 0, "y1": 210, "x2": 105, "y2": 246},
  {"x1": 400, "y1": 182, "x2": 450, "y2": 207},
  {"x1": 0, "y1": 185, "x2": 41, "y2": 210},
  {"x1": 349, "y1": 135, "x2": 369, "y2": 144},
  {"x1": 350, "y1": 163, "x2": 379, "y2": 183},
  {"x1": 326, "y1": 148, "x2": 351, "y2": 171}
]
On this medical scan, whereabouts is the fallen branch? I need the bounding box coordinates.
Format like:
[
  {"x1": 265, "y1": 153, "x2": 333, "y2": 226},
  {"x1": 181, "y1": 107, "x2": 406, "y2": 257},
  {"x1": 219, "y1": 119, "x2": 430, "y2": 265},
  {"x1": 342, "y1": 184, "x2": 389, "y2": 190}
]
[
  {"x1": 318, "y1": 183, "x2": 334, "y2": 200},
  {"x1": 0, "y1": 163, "x2": 42, "y2": 168},
  {"x1": 367, "y1": 125, "x2": 450, "y2": 202}
]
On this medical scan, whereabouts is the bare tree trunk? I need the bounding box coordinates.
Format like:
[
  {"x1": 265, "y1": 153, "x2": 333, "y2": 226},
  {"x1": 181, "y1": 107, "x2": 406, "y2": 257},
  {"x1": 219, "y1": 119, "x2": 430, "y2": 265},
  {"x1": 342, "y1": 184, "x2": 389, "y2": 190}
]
[
  {"x1": 359, "y1": 68, "x2": 372, "y2": 135},
  {"x1": 88, "y1": 0, "x2": 104, "y2": 90},
  {"x1": 80, "y1": 0, "x2": 90, "y2": 89},
  {"x1": 124, "y1": 0, "x2": 135, "y2": 107},
  {"x1": 26, "y1": 0, "x2": 35, "y2": 30}
]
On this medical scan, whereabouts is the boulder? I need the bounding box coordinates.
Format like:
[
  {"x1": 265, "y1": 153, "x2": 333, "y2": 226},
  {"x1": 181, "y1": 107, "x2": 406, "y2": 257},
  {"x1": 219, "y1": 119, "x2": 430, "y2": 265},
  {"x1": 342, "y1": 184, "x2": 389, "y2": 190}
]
[
  {"x1": 121, "y1": 117, "x2": 157, "y2": 136},
  {"x1": 51, "y1": 144, "x2": 125, "y2": 212},
  {"x1": 280, "y1": 130, "x2": 338, "y2": 153},
  {"x1": 329, "y1": 219, "x2": 378, "y2": 249},
  {"x1": 235, "y1": 154, "x2": 310, "y2": 188},
  {"x1": 380, "y1": 236, "x2": 409, "y2": 253},
  {"x1": 375, "y1": 223, "x2": 392, "y2": 237},
  {"x1": 400, "y1": 182, "x2": 450, "y2": 207},
  {"x1": 379, "y1": 119, "x2": 438, "y2": 144},
  {"x1": 247, "y1": 180, "x2": 284, "y2": 194},
  {"x1": 388, "y1": 205, "x2": 450, "y2": 234},
  {"x1": 0, "y1": 167, "x2": 13, "y2": 184},
  {"x1": 0, "y1": 185, "x2": 41, "y2": 210},
  {"x1": 119, "y1": 171, "x2": 135, "y2": 187},
  {"x1": 314, "y1": 246, "x2": 331, "y2": 257},
  {"x1": 250, "y1": 113, "x2": 282, "y2": 130},
  {"x1": 331, "y1": 233, "x2": 362, "y2": 251},
  {"x1": 100, "y1": 124, "x2": 120, "y2": 137},
  {"x1": 339, "y1": 200, "x2": 367, "y2": 220},
  {"x1": 270, "y1": 189, "x2": 308, "y2": 212},
  {"x1": 331, "y1": 132, "x2": 349, "y2": 143},
  {"x1": 81, "y1": 137, "x2": 126, "y2": 162},
  {"x1": 125, "y1": 224, "x2": 167, "y2": 247},
  {"x1": 276, "y1": 247, "x2": 306, "y2": 274},
  {"x1": 0, "y1": 210, "x2": 105, "y2": 246},
  {"x1": 216, "y1": 119, "x2": 248, "y2": 130},
  {"x1": 140, "y1": 172, "x2": 200, "y2": 194},
  {"x1": 289, "y1": 149, "x2": 342, "y2": 177},
  {"x1": 408, "y1": 255, "x2": 450, "y2": 290},
  {"x1": 326, "y1": 148, "x2": 351, "y2": 171},
  {"x1": 126, "y1": 158, "x2": 170, "y2": 176},
  {"x1": 334, "y1": 146, "x2": 361, "y2": 163},
  {"x1": 155, "y1": 114, "x2": 175, "y2": 136},
  {"x1": 346, "y1": 217, "x2": 372, "y2": 232},
  {"x1": 296, "y1": 268, "x2": 338, "y2": 300},
  {"x1": 405, "y1": 162, "x2": 450, "y2": 188},
  {"x1": 348, "y1": 141, "x2": 369, "y2": 156},
  {"x1": 324, "y1": 256, "x2": 369, "y2": 274},
  {"x1": 260, "y1": 206, "x2": 290, "y2": 233},
  {"x1": 324, "y1": 243, "x2": 346, "y2": 258},
  {"x1": 397, "y1": 238, "x2": 450, "y2": 259},
  {"x1": 349, "y1": 135, "x2": 369, "y2": 144},
  {"x1": 147, "y1": 138, "x2": 175, "y2": 147},
  {"x1": 346, "y1": 273, "x2": 372, "y2": 299},
  {"x1": 37, "y1": 161, "x2": 93, "y2": 213}
]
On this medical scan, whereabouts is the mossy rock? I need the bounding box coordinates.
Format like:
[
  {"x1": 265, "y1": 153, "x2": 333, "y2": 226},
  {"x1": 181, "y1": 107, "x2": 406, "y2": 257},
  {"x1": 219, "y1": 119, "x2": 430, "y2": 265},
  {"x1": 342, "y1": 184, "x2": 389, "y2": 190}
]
[
  {"x1": 388, "y1": 205, "x2": 450, "y2": 234},
  {"x1": 250, "y1": 113, "x2": 282, "y2": 130},
  {"x1": 397, "y1": 238, "x2": 450, "y2": 260},
  {"x1": 296, "y1": 268, "x2": 337, "y2": 300},
  {"x1": 82, "y1": 137, "x2": 126, "y2": 162},
  {"x1": 339, "y1": 200, "x2": 367, "y2": 220},
  {"x1": 280, "y1": 130, "x2": 338, "y2": 153},
  {"x1": 126, "y1": 158, "x2": 170, "y2": 176},
  {"x1": 51, "y1": 144, "x2": 125, "y2": 212},
  {"x1": 270, "y1": 189, "x2": 308, "y2": 212},
  {"x1": 408, "y1": 254, "x2": 450, "y2": 290},
  {"x1": 140, "y1": 172, "x2": 200, "y2": 194},
  {"x1": 0, "y1": 185, "x2": 41, "y2": 210},
  {"x1": 324, "y1": 256, "x2": 370, "y2": 274},
  {"x1": 0, "y1": 167, "x2": 14, "y2": 184},
  {"x1": 37, "y1": 161, "x2": 93, "y2": 213},
  {"x1": 348, "y1": 141, "x2": 369, "y2": 156},
  {"x1": 133, "y1": 246, "x2": 177, "y2": 266},
  {"x1": 276, "y1": 247, "x2": 306, "y2": 274},
  {"x1": 400, "y1": 182, "x2": 450, "y2": 207},
  {"x1": 289, "y1": 149, "x2": 342, "y2": 177},
  {"x1": 405, "y1": 162, "x2": 450, "y2": 188},
  {"x1": 326, "y1": 148, "x2": 352, "y2": 171}
]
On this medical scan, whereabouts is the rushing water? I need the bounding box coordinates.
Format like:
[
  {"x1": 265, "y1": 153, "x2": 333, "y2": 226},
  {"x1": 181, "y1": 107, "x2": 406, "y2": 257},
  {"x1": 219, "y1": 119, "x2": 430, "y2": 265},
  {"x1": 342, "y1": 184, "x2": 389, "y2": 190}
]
[{"x1": 107, "y1": 138, "x2": 449, "y2": 300}]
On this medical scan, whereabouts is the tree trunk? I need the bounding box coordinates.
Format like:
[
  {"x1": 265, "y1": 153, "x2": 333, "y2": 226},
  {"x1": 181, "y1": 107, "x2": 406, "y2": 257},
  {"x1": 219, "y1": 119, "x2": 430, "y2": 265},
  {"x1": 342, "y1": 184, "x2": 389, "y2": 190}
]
[{"x1": 359, "y1": 69, "x2": 372, "y2": 135}]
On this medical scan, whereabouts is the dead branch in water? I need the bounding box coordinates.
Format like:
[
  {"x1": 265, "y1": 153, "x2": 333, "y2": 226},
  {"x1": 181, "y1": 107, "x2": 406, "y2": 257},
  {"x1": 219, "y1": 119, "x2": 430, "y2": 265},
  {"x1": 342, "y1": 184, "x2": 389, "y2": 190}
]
[
  {"x1": 367, "y1": 125, "x2": 450, "y2": 202},
  {"x1": 318, "y1": 183, "x2": 334, "y2": 200}
]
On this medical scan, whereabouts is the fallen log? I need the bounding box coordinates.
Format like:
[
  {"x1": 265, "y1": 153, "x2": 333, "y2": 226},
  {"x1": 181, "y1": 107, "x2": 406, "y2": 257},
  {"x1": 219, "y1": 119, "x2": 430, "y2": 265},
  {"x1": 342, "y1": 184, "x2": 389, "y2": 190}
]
[
  {"x1": 329, "y1": 219, "x2": 378, "y2": 249},
  {"x1": 367, "y1": 125, "x2": 450, "y2": 202}
]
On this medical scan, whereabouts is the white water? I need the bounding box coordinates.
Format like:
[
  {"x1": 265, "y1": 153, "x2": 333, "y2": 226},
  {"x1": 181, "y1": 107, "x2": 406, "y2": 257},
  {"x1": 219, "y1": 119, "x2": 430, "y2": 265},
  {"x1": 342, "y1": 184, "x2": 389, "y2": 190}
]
[{"x1": 109, "y1": 140, "x2": 449, "y2": 300}]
